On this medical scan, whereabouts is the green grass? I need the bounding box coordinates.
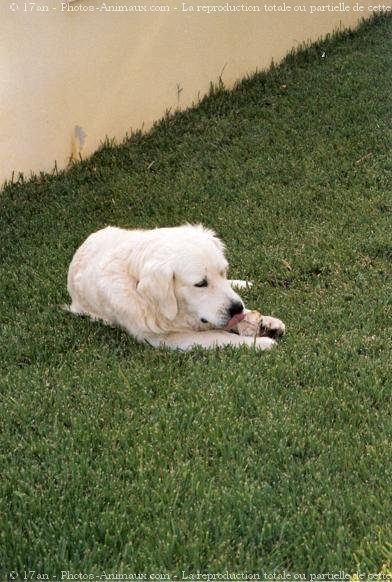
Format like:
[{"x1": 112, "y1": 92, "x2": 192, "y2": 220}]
[{"x1": 1, "y1": 14, "x2": 392, "y2": 578}]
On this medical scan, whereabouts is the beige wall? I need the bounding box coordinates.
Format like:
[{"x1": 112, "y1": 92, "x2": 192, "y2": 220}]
[{"x1": 0, "y1": 0, "x2": 380, "y2": 184}]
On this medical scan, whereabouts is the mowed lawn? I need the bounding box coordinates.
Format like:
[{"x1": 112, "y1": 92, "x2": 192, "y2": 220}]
[{"x1": 1, "y1": 14, "x2": 391, "y2": 578}]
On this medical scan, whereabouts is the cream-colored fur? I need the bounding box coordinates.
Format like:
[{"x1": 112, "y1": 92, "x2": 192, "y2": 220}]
[{"x1": 67, "y1": 224, "x2": 282, "y2": 351}]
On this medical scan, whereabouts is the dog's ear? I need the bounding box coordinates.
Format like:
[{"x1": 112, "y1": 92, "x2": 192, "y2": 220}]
[{"x1": 137, "y1": 262, "x2": 178, "y2": 321}]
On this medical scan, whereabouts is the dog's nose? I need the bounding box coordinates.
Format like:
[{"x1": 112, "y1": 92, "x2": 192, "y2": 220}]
[{"x1": 228, "y1": 301, "x2": 244, "y2": 318}]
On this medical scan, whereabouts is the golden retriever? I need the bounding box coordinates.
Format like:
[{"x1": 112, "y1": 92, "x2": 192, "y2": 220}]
[{"x1": 67, "y1": 224, "x2": 285, "y2": 351}]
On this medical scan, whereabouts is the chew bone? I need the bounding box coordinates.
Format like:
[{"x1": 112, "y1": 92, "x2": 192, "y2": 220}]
[{"x1": 233, "y1": 311, "x2": 286, "y2": 339}]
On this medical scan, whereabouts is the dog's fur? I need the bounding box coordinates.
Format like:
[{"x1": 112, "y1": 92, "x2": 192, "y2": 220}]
[{"x1": 67, "y1": 224, "x2": 284, "y2": 351}]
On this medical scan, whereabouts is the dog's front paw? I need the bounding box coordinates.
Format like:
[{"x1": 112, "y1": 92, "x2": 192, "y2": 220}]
[
  {"x1": 230, "y1": 279, "x2": 253, "y2": 289},
  {"x1": 259, "y1": 316, "x2": 286, "y2": 338},
  {"x1": 255, "y1": 337, "x2": 277, "y2": 350}
]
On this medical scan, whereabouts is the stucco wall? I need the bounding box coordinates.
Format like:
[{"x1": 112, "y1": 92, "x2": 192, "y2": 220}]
[{"x1": 1, "y1": 0, "x2": 381, "y2": 184}]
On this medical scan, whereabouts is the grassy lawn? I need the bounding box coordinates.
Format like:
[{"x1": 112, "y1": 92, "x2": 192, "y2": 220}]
[{"x1": 1, "y1": 14, "x2": 391, "y2": 578}]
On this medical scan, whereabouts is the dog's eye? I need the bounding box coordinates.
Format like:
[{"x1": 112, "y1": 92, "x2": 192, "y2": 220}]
[{"x1": 194, "y1": 278, "x2": 208, "y2": 288}]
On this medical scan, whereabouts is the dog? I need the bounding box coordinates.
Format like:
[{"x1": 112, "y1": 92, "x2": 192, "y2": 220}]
[{"x1": 67, "y1": 224, "x2": 285, "y2": 351}]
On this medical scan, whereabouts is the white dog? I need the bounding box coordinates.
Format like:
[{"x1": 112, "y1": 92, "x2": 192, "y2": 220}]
[{"x1": 67, "y1": 224, "x2": 285, "y2": 351}]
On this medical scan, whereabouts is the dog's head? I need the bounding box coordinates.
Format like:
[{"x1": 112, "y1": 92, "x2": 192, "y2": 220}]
[{"x1": 137, "y1": 224, "x2": 244, "y2": 333}]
